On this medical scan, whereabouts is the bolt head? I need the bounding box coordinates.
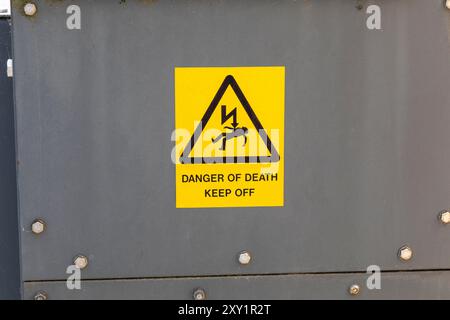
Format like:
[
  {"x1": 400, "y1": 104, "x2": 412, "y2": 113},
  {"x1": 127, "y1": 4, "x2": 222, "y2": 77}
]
[
  {"x1": 73, "y1": 255, "x2": 89, "y2": 269},
  {"x1": 193, "y1": 288, "x2": 206, "y2": 300},
  {"x1": 439, "y1": 211, "x2": 450, "y2": 224},
  {"x1": 34, "y1": 291, "x2": 48, "y2": 300},
  {"x1": 23, "y1": 3, "x2": 37, "y2": 16},
  {"x1": 398, "y1": 246, "x2": 413, "y2": 261},
  {"x1": 238, "y1": 251, "x2": 252, "y2": 265},
  {"x1": 348, "y1": 284, "x2": 360, "y2": 296},
  {"x1": 31, "y1": 219, "x2": 45, "y2": 234}
]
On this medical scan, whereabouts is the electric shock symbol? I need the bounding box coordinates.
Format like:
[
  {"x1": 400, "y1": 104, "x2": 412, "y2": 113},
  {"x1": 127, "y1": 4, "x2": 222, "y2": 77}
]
[
  {"x1": 221, "y1": 105, "x2": 238, "y2": 128},
  {"x1": 179, "y1": 75, "x2": 280, "y2": 164},
  {"x1": 211, "y1": 105, "x2": 249, "y2": 151}
]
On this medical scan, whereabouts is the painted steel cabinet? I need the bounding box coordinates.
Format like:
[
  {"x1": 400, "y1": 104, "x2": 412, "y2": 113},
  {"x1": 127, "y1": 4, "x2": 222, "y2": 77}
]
[
  {"x1": 10, "y1": 0, "x2": 450, "y2": 299},
  {"x1": 0, "y1": 14, "x2": 20, "y2": 300}
]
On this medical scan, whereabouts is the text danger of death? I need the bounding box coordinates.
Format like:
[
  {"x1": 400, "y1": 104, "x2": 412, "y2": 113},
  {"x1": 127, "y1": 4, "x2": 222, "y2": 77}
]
[{"x1": 181, "y1": 173, "x2": 279, "y2": 183}]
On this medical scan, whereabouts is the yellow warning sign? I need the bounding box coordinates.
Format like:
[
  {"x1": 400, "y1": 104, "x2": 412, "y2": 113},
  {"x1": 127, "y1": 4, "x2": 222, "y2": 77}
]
[{"x1": 174, "y1": 66, "x2": 284, "y2": 208}]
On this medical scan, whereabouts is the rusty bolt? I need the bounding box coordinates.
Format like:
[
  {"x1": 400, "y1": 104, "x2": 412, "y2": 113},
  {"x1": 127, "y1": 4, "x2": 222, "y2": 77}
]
[
  {"x1": 23, "y1": 3, "x2": 37, "y2": 16},
  {"x1": 398, "y1": 245, "x2": 413, "y2": 261},
  {"x1": 31, "y1": 219, "x2": 45, "y2": 235},
  {"x1": 238, "y1": 251, "x2": 252, "y2": 265},
  {"x1": 34, "y1": 291, "x2": 48, "y2": 300},
  {"x1": 348, "y1": 284, "x2": 360, "y2": 296},
  {"x1": 193, "y1": 288, "x2": 206, "y2": 300},
  {"x1": 73, "y1": 255, "x2": 89, "y2": 269},
  {"x1": 439, "y1": 211, "x2": 450, "y2": 224}
]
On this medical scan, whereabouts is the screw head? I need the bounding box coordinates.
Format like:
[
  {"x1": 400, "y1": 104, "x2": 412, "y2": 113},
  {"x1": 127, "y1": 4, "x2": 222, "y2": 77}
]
[
  {"x1": 31, "y1": 219, "x2": 45, "y2": 235},
  {"x1": 439, "y1": 211, "x2": 450, "y2": 224},
  {"x1": 193, "y1": 288, "x2": 206, "y2": 300},
  {"x1": 34, "y1": 291, "x2": 48, "y2": 300},
  {"x1": 398, "y1": 245, "x2": 413, "y2": 261},
  {"x1": 238, "y1": 251, "x2": 252, "y2": 265},
  {"x1": 23, "y1": 3, "x2": 37, "y2": 16},
  {"x1": 73, "y1": 255, "x2": 89, "y2": 269},
  {"x1": 348, "y1": 284, "x2": 360, "y2": 296}
]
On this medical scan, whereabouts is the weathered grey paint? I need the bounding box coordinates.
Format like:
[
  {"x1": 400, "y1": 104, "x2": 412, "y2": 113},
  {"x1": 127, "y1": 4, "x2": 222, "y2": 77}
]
[
  {"x1": 0, "y1": 18, "x2": 20, "y2": 300},
  {"x1": 24, "y1": 271, "x2": 450, "y2": 300},
  {"x1": 12, "y1": 0, "x2": 450, "y2": 289}
]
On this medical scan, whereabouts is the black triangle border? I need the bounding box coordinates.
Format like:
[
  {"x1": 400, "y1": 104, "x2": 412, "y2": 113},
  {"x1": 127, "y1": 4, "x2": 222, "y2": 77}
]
[{"x1": 179, "y1": 75, "x2": 281, "y2": 164}]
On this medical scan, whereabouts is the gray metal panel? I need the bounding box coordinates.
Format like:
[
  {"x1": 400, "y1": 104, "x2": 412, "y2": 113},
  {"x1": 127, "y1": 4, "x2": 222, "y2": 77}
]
[
  {"x1": 12, "y1": 0, "x2": 450, "y2": 281},
  {"x1": 23, "y1": 271, "x2": 450, "y2": 300},
  {"x1": 0, "y1": 18, "x2": 20, "y2": 299}
]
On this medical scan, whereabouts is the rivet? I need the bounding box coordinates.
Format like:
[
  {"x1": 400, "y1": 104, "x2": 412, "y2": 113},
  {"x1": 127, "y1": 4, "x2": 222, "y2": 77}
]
[
  {"x1": 73, "y1": 255, "x2": 89, "y2": 269},
  {"x1": 348, "y1": 284, "x2": 360, "y2": 296},
  {"x1": 439, "y1": 210, "x2": 450, "y2": 224},
  {"x1": 398, "y1": 245, "x2": 413, "y2": 261},
  {"x1": 193, "y1": 288, "x2": 206, "y2": 300},
  {"x1": 355, "y1": 0, "x2": 364, "y2": 11},
  {"x1": 23, "y1": 3, "x2": 37, "y2": 16},
  {"x1": 34, "y1": 291, "x2": 48, "y2": 300},
  {"x1": 238, "y1": 251, "x2": 252, "y2": 265},
  {"x1": 31, "y1": 219, "x2": 45, "y2": 235}
]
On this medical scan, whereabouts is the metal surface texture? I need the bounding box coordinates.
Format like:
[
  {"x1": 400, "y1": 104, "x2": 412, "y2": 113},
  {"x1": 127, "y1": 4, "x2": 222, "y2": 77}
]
[
  {"x1": 0, "y1": 17, "x2": 20, "y2": 299},
  {"x1": 12, "y1": 0, "x2": 450, "y2": 286},
  {"x1": 24, "y1": 271, "x2": 450, "y2": 300}
]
